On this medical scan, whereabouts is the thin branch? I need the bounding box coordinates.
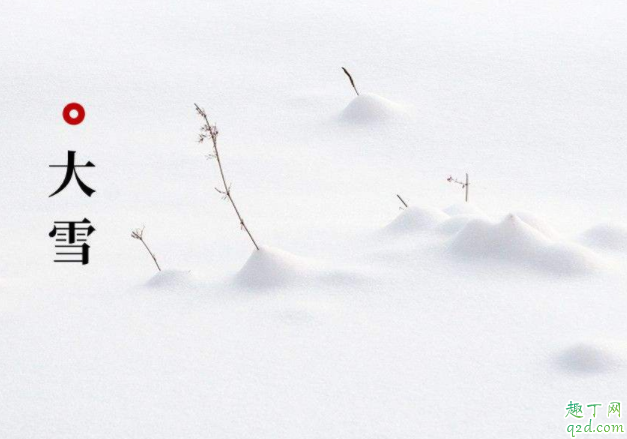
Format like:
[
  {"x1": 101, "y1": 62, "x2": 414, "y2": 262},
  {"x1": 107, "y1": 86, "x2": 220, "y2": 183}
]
[
  {"x1": 131, "y1": 226, "x2": 162, "y2": 272},
  {"x1": 447, "y1": 173, "x2": 470, "y2": 202},
  {"x1": 342, "y1": 67, "x2": 359, "y2": 96},
  {"x1": 194, "y1": 103, "x2": 260, "y2": 251},
  {"x1": 397, "y1": 194, "x2": 408, "y2": 208}
]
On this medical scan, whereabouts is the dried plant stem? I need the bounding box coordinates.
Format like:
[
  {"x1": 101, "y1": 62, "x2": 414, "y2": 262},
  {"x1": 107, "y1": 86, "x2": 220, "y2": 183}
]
[
  {"x1": 195, "y1": 104, "x2": 260, "y2": 251},
  {"x1": 131, "y1": 227, "x2": 161, "y2": 272},
  {"x1": 140, "y1": 238, "x2": 161, "y2": 271},
  {"x1": 397, "y1": 194, "x2": 408, "y2": 208},
  {"x1": 342, "y1": 67, "x2": 359, "y2": 96},
  {"x1": 447, "y1": 173, "x2": 470, "y2": 203}
]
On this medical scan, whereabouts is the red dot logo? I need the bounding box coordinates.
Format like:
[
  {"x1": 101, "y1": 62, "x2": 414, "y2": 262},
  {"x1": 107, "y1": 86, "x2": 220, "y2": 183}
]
[{"x1": 62, "y1": 103, "x2": 85, "y2": 125}]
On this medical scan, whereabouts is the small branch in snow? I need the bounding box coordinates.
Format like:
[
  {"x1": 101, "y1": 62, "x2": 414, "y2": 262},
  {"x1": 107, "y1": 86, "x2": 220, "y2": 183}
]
[
  {"x1": 342, "y1": 67, "x2": 360, "y2": 96},
  {"x1": 447, "y1": 173, "x2": 470, "y2": 202},
  {"x1": 131, "y1": 226, "x2": 162, "y2": 272},
  {"x1": 397, "y1": 194, "x2": 408, "y2": 209},
  {"x1": 194, "y1": 103, "x2": 260, "y2": 251}
]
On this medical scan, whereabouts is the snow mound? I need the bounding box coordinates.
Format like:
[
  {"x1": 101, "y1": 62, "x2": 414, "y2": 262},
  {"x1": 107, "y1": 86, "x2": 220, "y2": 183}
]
[
  {"x1": 436, "y1": 214, "x2": 486, "y2": 235},
  {"x1": 384, "y1": 204, "x2": 449, "y2": 234},
  {"x1": 235, "y1": 247, "x2": 362, "y2": 289},
  {"x1": 580, "y1": 222, "x2": 627, "y2": 252},
  {"x1": 450, "y1": 214, "x2": 552, "y2": 256},
  {"x1": 437, "y1": 204, "x2": 489, "y2": 235},
  {"x1": 449, "y1": 214, "x2": 601, "y2": 274},
  {"x1": 339, "y1": 93, "x2": 406, "y2": 123},
  {"x1": 145, "y1": 269, "x2": 197, "y2": 289},
  {"x1": 443, "y1": 202, "x2": 486, "y2": 217},
  {"x1": 511, "y1": 210, "x2": 561, "y2": 240},
  {"x1": 541, "y1": 242, "x2": 602, "y2": 274},
  {"x1": 557, "y1": 342, "x2": 625, "y2": 374}
]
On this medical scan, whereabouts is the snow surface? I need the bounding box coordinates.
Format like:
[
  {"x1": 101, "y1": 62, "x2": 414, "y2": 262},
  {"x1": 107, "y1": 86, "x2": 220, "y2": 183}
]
[
  {"x1": 580, "y1": 222, "x2": 627, "y2": 252},
  {"x1": 448, "y1": 213, "x2": 603, "y2": 274},
  {"x1": 557, "y1": 342, "x2": 626, "y2": 375},
  {"x1": 339, "y1": 93, "x2": 408, "y2": 123},
  {"x1": 2, "y1": 0, "x2": 627, "y2": 438},
  {"x1": 383, "y1": 204, "x2": 449, "y2": 234}
]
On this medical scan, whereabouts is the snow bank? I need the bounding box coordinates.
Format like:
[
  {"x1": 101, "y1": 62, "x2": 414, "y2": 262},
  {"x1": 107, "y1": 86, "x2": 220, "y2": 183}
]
[
  {"x1": 235, "y1": 247, "x2": 362, "y2": 289},
  {"x1": 580, "y1": 222, "x2": 627, "y2": 252},
  {"x1": 145, "y1": 269, "x2": 198, "y2": 289},
  {"x1": 435, "y1": 203, "x2": 489, "y2": 235},
  {"x1": 443, "y1": 202, "x2": 486, "y2": 217},
  {"x1": 511, "y1": 210, "x2": 561, "y2": 240},
  {"x1": 449, "y1": 214, "x2": 601, "y2": 274},
  {"x1": 339, "y1": 93, "x2": 406, "y2": 123},
  {"x1": 557, "y1": 342, "x2": 625, "y2": 374},
  {"x1": 384, "y1": 204, "x2": 448, "y2": 235},
  {"x1": 450, "y1": 214, "x2": 552, "y2": 257},
  {"x1": 436, "y1": 214, "x2": 486, "y2": 235}
]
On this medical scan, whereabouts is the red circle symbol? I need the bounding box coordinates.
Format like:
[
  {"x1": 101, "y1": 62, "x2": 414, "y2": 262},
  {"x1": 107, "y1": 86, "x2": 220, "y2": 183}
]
[{"x1": 62, "y1": 103, "x2": 85, "y2": 125}]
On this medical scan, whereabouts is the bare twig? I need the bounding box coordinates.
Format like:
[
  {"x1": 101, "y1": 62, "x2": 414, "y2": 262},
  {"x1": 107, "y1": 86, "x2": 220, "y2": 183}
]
[
  {"x1": 397, "y1": 194, "x2": 408, "y2": 209},
  {"x1": 194, "y1": 103, "x2": 260, "y2": 251},
  {"x1": 342, "y1": 67, "x2": 359, "y2": 96},
  {"x1": 131, "y1": 226, "x2": 162, "y2": 272},
  {"x1": 447, "y1": 173, "x2": 470, "y2": 202}
]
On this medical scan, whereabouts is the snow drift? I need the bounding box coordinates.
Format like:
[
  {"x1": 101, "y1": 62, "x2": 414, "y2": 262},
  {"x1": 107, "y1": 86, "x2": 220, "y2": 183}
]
[
  {"x1": 235, "y1": 247, "x2": 362, "y2": 289},
  {"x1": 510, "y1": 210, "x2": 561, "y2": 240},
  {"x1": 437, "y1": 203, "x2": 489, "y2": 235},
  {"x1": 442, "y1": 202, "x2": 486, "y2": 217},
  {"x1": 145, "y1": 269, "x2": 198, "y2": 289},
  {"x1": 557, "y1": 342, "x2": 625, "y2": 374},
  {"x1": 580, "y1": 222, "x2": 627, "y2": 252},
  {"x1": 449, "y1": 214, "x2": 601, "y2": 274},
  {"x1": 384, "y1": 204, "x2": 449, "y2": 235},
  {"x1": 339, "y1": 93, "x2": 406, "y2": 123},
  {"x1": 436, "y1": 214, "x2": 486, "y2": 235}
]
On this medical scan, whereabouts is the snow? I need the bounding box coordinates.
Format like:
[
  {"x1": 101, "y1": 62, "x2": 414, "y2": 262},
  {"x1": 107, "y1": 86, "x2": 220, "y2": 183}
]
[
  {"x1": 2, "y1": 0, "x2": 627, "y2": 437},
  {"x1": 580, "y1": 222, "x2": 627, "y2": 252},
  {"x1": 510, "y1": 210, "x2": 562, "y2": 240},
  {"x1": 449, "y1": 213, "x2": 603, "y2": 274},
  {"x1": 557, "y1": 342, "x2": 626, "y2": 375},
  {"x1": 339, "y1": 93, "x2": 407, "y2": 123},
  {"x1": 145, "y1": 269, "x2": 198, "y2": 289},
  {"x1": 383, "y1": 204, "x2": 449, "y2": 234},
  {"x1": 234, "y1": 246, "x2": 362, "y2": 289},
  {"x1": 442, "y1": 202, "x2": 487, "y2": 217}
]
